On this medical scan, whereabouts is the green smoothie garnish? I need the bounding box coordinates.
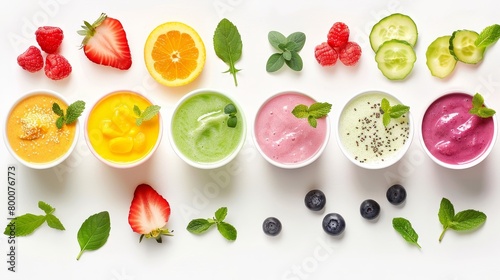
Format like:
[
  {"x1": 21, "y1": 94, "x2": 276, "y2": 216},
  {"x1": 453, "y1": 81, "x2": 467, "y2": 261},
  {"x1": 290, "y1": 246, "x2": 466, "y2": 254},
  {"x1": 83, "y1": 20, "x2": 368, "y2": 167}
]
[
  {"x1": 133, "y1": 104, "x2": 161, "y2": 126},
  {"x1": 469, "y1": 93, "x2": 496, "y2": 118},
  {"x1": 380, "y1": 98, "x2": 410, "y2": 127},
  {"x1": 224, "y1": 103, "x2": 238, "y2": 128},
  {"x1": 292, "y1": 102, "x2": 332, "y2": 128}
]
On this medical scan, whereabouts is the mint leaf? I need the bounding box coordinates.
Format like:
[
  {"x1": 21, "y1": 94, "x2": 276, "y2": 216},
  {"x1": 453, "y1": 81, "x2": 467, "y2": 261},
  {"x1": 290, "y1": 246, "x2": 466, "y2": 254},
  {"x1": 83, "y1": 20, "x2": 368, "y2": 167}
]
[
  {"x1": 450, "y1": 210, "x2": 487, "y2": 231},
  {"x1": 438, "y1": 197, "x2": 455, "y2": 227},
  {"x1": 4, "y1": 214, "x2": 46, "y2": 236},
  {"x1": 186, "y1": 219, "x2": 213, "y2": 234},
  {"x1": 286, "y1": 32, "x2": 306, "y2": 52},
  {"x1": 285, "y1": 51, "x2": 303, "y2": 71},
  {"x1": 215, "y1": 207, "x2": 228, "y2": 221},
  {"x1": 46, "y1": 214, "x2": 65, "y2": 231},
  {"x1": 268, "y1": 31, "x2": 287, "y2": 50},
  {"x1": 224, "y1": 104, "x2": 237, "y2": 115},
  {"x1": 223, "y1": 104, "x2": 238, "y2": 128},
  {"x1": 217, "y1": 222, "x2": 237, "y2": 241},
  {"x1": 38, "y1": 201, "x2": 54, "y2": 215},
  {"x1": 283, "y1": 50, "x2": 292, "y2": 61},
  {"x1": 292, "y1": 102, "x2": 332, "y2": 128},
  {"x1": 475, "y1": 24, "x2": 500, "y2": 48},
  {"x1": 135, "y1": 105, "x2": 161, "y2": 126},
  {"x1": 133, "y1": 105, "x2": 142, "y2": 117},
  {"x1": 266, "y1": 53, "x2": 285, "y2": 72},
  {"x1": 438, "y1": 197, "x2": 487, "y2": 242},
  {"x1": 65, "y1": 100, "x2": 86, "y2": 124},
  {"x1": 56, "y1": 116, "x2": 65, "y2": 129},
  {"x1": 291, "y1": 104, "x2": 309, "y2": 118},
  {"x1": 469, "y1": 93, "x2": 496, "y2": 118},
  {"x1": 392, "y1": 217, "x2": 421, "y2": 248},
  {"x1": 76, "y1": 211, "x2": 111, "y2": 260},
  {"x1": 52, "y1": 103, "x2": 64, "y2": 116},
  {"x1": 308, "y1": 102, "x2": 333, "y2": 118},
  {"x1": 213, "y1": 18, "x2": 242, "y2": 86},
  {"x1": 380, "y1": 98, "x2": 410, "y2": 127}
]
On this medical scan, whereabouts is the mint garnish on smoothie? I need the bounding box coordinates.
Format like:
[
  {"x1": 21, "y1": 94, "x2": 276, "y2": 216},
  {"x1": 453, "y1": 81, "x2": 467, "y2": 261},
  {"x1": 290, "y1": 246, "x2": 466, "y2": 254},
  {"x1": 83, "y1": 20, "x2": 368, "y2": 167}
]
[
  {"x1": 469, "y1": 93, "x2": 496, "y2": 118},
  {"x1": 292, "y1": 102, "x2": 332, "y2": 128}
]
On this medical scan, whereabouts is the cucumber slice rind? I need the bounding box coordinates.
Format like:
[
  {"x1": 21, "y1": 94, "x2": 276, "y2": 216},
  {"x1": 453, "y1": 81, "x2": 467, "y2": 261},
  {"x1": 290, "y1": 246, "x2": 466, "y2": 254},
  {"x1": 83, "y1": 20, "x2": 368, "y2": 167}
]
[
  {"x1": 449, "y1": 30, "x2": 485, "y2": 64},
  {"x1": 375, "y1": 39, "x2": 416, "y2": 80},
  {"x1": 369, "y1": 13, "x2": 418, "y2": 52},
  {"x1": 426, "y1": 35, "x2": 457, "y2": 78}
]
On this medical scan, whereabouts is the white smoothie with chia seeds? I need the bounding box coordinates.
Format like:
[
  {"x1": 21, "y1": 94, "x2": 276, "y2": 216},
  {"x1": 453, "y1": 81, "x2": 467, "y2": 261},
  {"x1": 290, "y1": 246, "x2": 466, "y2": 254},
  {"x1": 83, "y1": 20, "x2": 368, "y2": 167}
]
[{"x1": 338, "y1": 91, "x2": 411, "y2": 167}]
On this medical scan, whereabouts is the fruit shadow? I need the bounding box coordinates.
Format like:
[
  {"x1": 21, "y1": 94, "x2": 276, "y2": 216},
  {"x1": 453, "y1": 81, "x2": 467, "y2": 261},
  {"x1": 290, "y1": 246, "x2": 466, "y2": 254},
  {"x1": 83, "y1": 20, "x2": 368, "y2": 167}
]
[{"x1": 429, "y1": 158, "x2": 490, "y2": 197}]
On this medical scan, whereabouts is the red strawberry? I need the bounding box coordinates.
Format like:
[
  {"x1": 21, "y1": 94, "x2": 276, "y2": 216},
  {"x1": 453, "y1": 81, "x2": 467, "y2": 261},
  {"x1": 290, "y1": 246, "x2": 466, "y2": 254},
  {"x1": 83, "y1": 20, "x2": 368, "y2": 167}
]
[
  {"x1": 339, "y1": 41, "x2": 362, "y2": 66},
  {"x1": 78, "y1": 13, "x2": 132, "y2": 70},
  {"x1": 327, "y1": 22, "x2": 350, "y2": 49},
  {"x1": 17, "y1": 46, "x2": 44, "y2": 72},
  {"x1": 44, "y1": 53, "x2": 72, "y2": 80},
  {"x1": 314, "y1": 42, "x2": 338, "y2": 66},
  {"x1": 35, "y1": 26, "x2": 64, "y2": 54},
  {"x1": 128, "y1": 184, "x2": 172, "y2": 243}
]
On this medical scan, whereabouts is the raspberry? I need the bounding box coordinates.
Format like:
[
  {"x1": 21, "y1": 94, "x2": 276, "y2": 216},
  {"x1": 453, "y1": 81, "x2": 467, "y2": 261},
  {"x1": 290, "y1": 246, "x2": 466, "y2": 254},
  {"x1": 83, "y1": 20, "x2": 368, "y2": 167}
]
[
  {"x1": 327, "y1": 22, "x2": 350, "y2": 48},
  {"x1": 44, "y1": 54, "x2": 72, "y2": 80},
  {"x1": 17, "y1": 46, "x2": 44, "y2": 73},
  {"x1": 314, "y1": 42, "x2": 338, "y2": 66},
  {"x1": 35, "y1": 26, "x2": 64, "y2": 54},
  {"x1": 339, "y1": 42, "x2": 362, "y2": 66}
]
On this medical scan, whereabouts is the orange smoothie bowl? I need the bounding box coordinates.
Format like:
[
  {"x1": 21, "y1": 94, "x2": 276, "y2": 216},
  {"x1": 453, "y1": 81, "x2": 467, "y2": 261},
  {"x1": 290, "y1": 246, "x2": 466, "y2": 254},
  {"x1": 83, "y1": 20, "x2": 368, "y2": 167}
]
[
  {"x1": 4, "y1": 89, "x2": 80, "y2": 169},
  {"x1": 84, "y1": 90, "x2": 163, "y2": 168}
]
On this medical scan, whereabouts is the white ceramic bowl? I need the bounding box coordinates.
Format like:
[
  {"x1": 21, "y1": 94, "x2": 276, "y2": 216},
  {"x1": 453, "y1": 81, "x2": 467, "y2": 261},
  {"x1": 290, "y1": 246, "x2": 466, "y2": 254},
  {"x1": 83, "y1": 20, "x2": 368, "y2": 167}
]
[
  {"x1": 252, "y1": 91, "x2": 331, "y2": 169},
  {"x1": 420, "y1": 91, "x2": 497, "y2": 169},
  {"x1": 169, "y1": 88, "x2": 246, "y2": 169},
  {"x1": 4, "y1": 89, "x2": 80, "y2": 169},
  {"x1": 336, "y1": 90, "x2": 414, "y2": 169},
  {"x1": 84, "y1": 90, "x2": 163, "y2": 168}
]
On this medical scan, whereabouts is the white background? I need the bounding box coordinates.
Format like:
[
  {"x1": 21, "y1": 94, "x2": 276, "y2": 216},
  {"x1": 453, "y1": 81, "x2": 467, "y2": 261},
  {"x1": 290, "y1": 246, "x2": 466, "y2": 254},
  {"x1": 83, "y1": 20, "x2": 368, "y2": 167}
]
[{"x1": 1, "y1": 0, "x2": 500, "y2": 279}]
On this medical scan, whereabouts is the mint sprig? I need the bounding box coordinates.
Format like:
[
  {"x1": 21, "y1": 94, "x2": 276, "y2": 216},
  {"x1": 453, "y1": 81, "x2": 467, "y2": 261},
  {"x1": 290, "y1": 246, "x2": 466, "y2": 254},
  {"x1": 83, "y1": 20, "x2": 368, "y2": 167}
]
[
  {"x1": 291, "y1": 102, "x2": 331, "y2": 128},
  {"x1": 52, "y1": 100, "x2": 86, "y2": 129},
  {"x1": 133, "y1": 105, "x2": 161, "y2": 126},
  {"x1": 475, "y1": 24, "x2": 500, "y2": 48},
  {"x1": 213, "y1": 18, "x2": 243, "y2": 86},
  {"x1": 438, "y1": 197, "x2": 486, "y2": 242},
  {"x1": 3, "y1": 201, "x2": 65, "y2": 236},
  {"x1": 392, "y1": 217, "x2": 421, "y2": 248},
  {"x1": 266, "y1": 31, "x2": 306, "y2": 72},
  {"x1": 224, "y1": 104, "x2": 238, "y2": 128},
  {"x1": 380, "y1": 98, "x2": 410, "y2": 127},
  {"x1": 469, "y1": 93, "x2": 496, "y2": 118},
  {"x1": 186, "y1": 207, "x2": 237, "y2": 241}
]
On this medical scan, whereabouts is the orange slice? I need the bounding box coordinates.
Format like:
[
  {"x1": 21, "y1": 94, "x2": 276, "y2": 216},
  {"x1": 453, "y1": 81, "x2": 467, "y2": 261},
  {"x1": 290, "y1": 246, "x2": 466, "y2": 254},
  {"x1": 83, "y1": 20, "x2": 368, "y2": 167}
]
[{"x1": 144, "y1": 22, "x2": 206, "y2": 87}]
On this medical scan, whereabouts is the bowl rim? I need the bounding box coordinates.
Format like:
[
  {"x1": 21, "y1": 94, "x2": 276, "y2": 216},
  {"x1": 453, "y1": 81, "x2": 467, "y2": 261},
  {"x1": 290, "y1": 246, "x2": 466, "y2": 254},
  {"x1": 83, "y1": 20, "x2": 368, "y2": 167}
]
[
  {"x1": 168, "y1": 88, "x2": 247, "y2": 169},
  {"x1": 251, "y1": 90, "x2": 331, "y2": 169},
  {"x1": 419, "y1": 91, "x2": 498, "y2": 170},
  {"x1": 83, "y1": 90, "x2": 163, "y2": 169},
  {"x1": 335, "y1": 90, "x2": 414, "y2": 170},
  {"x1": 3, "y1": 89, "x2": 80, "y2": 169}
]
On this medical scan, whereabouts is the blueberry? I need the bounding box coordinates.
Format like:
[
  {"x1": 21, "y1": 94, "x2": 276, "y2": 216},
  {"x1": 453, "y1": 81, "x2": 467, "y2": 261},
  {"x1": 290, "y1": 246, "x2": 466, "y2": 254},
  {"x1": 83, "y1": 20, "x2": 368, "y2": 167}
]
[
  {"x1": 322, "y1": 213, "x2": 345, "y2": 236},
  {"x1": 263, "y1": 217, "x2": 282, "y2": 236},
  {"x1": 304, "y1": 189, "x2": 326, "y2": 211},
  {"x1": 360, "y1": 199, "x2": 380, "y2": 220},
  {"x1": 386, "y1": 184, "x2": 406, "y2": 205}
]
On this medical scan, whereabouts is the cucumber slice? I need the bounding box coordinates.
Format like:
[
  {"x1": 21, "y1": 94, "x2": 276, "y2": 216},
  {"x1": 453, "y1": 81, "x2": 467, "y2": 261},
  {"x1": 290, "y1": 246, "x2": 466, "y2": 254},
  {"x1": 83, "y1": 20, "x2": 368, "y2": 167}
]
[
  {"x1": 426, "y1": 35, "x2": 457, "y2": 78},
  {"x1": 369, "y1": 13, "x2": 418, "y2": 52},
  {"x1": 375, "y1": 39, "x2": 416, "y2": 80},
  {"x1": 449, "y1": 30, "x2": 485, "y2": 64}
]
